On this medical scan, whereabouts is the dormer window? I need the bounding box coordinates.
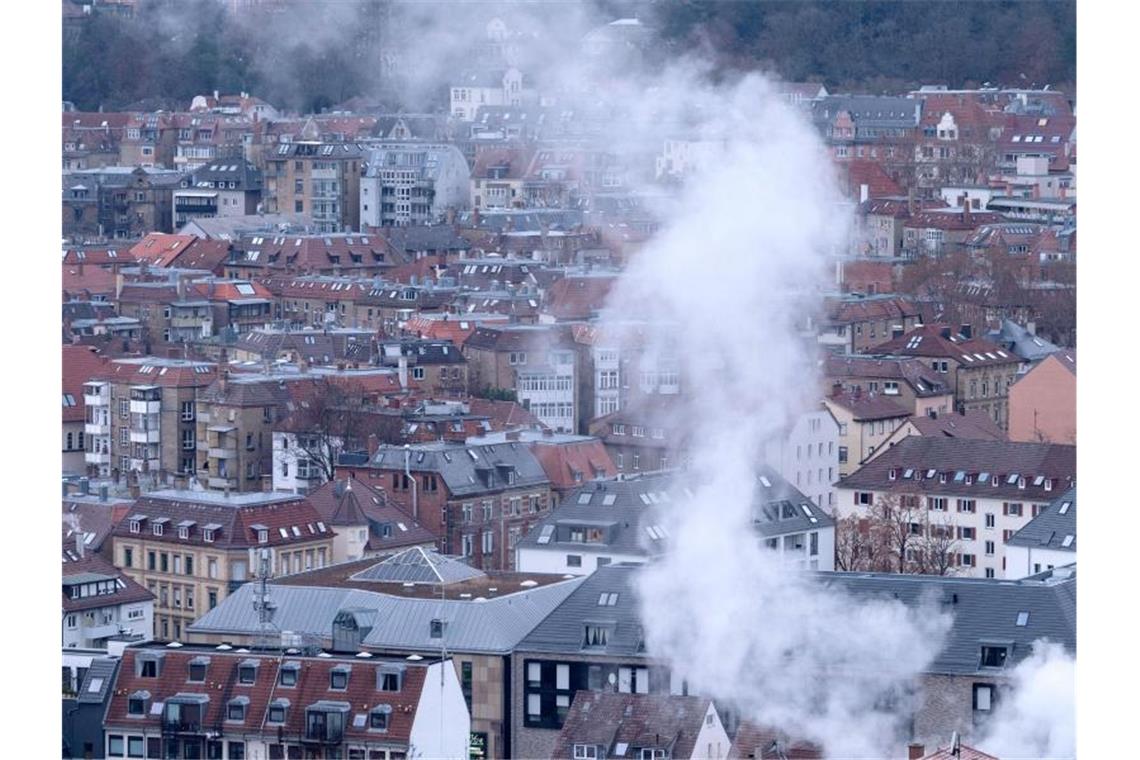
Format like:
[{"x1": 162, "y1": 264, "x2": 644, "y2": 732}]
[
  {"x1": 377, "y1": 666, "x2": 403, "y2": 692},
  {"x1": 939, "y1": 472, "x2": 948, "y2": 484},
  {"x1": 430, "y1": 619, "x2": 447, "y2": 639},
  {"x1": 1044, "y1": 479, "x2": 1053, "y2": 492},
  {"x1": 888, "y1": 468, "x2": 897, "y2": 481},
  {"x1": 268, "y1": 698, "x2": 289, "y2": 724},
  {"x1": 583, "y1": 624, "x2": 610, "y2": 649},
  {"x1": 187, "y1": 657, "x2": 209, "y2": 682},
  {"x1": 178, "y1": 527, "x2": 189, "y2": 540},
  {"x1": 136, "y1": 654, "x2": 163, "y2": 678},
  {"x1": 258, "y1": 529, "x2": 268, "y2": 544},
  {"x1": 574, "y1": 746, "x2": 599, "y2": 760},
  {"x1": 330, "y1": 666, "x2": 350, "y2": 690},
  {"x1": 980, "y1": 645, "x2": 1009, "y2": 669},
  {"x1": 369, "y1": 704, "x2": 392, "y2": 730},
  {"x1": 129, "y1": 520, "x2": 141, "y2": 534},
  {"x1": 127, "y1": 690, "x2": 150, "y2": 716},
  {"x1": 152, "y1": 523, "x2": 164, "y2": 537},
  {"x1": 1018, "y1": 477, "x2": 1026, "y2": 489},
  {"x1": 227, "y1": 697, "x2": 248, "y2": 722},
  {"x1": 238, "y1": 661, "x2": 258, "y2": 684},
  {"x1": 280, "y1": 663, "x2": 299, "y2": 687}
]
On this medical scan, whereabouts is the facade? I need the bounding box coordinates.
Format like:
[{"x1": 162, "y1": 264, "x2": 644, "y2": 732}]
[
  {"x1": 450, "y1": 69, "x2": 528, "y2": 121},
  {"x1": 108, "y1": 489, "x2": 336, "y2": 641},
  {"x1": 866, "y1": 325, "x2": 1022, "y2": 429},
  {"x1": 172, "y1": 158, "x2": 263, "y2": 228},
  {"x1": 82, "y1": 358, "x2": 218, "y2": 482},
  {"x1": 101, "y1": 644, "x2": 469, "y2": 760},
  {"x1": 195, "y1": 371, "x2": 293, "y2": 493},
  {"x1": 822, "y1": 353, "x2": 955, "y2": 418},
  {"x1": 65, "y1": 345, "x2": 111, "y2": 475},
  {"x1": 823, "y1": 390, "x2": 911, "y2": 477},
  {"x1": 836, "y1": 437, "x2": 1076, "y2": 578},
  {"x1": 1007, "y1": 350, "x2": 1076, "y2": 444},
  {"x1": 1004, "y1": 488, "x2": 1076, "y2": 579},
  {"x1": 823, "y1": 295, "x2": 925, "y2": 354},
  {"x1": 762, "y1": 408, "x2": 841, "y2": 511},
  {"x1": 63, "y1": 167, "x2": 186, "y2": 241},
  {"x1": 305, "y1": 477, "x2": 437, "y2": 563},
  {"x1": 187, "y1": 548, "x2": 583, "y2": 760},
  {"x1": 360, "y1": 144, "x2": 471, "y2": 227},
  {"x1": 63, "y1": 553, "x2": 154, "y2": 649},
  {"x1": 262, "y1": 141, "x2": 365, "y2": 233},
  {"x1": 339, "y1": 442, "x2": 554, "y2": 571}
]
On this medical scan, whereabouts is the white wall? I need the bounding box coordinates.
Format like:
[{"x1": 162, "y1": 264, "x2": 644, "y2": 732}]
[
  {"x1": 764, "y1": 410, "x2": 841, "y2": 511},
  {"x1": 516, "y1": 546, "x2": 646, "y2": 576},
  {"x1": 63, "y1": 600, "x2": 154, "y2": 649},
  {"x1": 1004, "y1": 545, "x2": 1074, "y2": 579},
  {"x1": 410, "y1": 660, "x2": 471, "y2": 760},
  {"x1": 689, "y1": 703, "x2": 732, "y2": 760}
]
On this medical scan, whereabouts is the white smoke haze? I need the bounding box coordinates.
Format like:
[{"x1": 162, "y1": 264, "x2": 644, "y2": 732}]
[
  {"x1": 591, "y1": 66, "x2": 956, "y2": 758},
  {"x1": 979, "y1": 641, "x2": 1076, "y2": 760}
]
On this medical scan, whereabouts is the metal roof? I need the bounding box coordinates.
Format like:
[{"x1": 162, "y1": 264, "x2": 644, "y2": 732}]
[
  {"x1": 188, "y1": 575, "x2": 584, "y2": 655},
  {"x1": 1006, "y1": 488, "x2": 1076, "y2": 551},
  {"x1": 348, "y1": 547, "x2": 486, "y2": 585}
]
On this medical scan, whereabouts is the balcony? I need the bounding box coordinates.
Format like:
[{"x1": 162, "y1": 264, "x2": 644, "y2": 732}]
[
  {"x1": 170, "y1": 315, "x2": 208, "y2": 328},
  {"x1": 85, "y1": 421, "x2": 111, "y2": 436},
  {"x1": 129, "y1": 399, "x2": 161, "y2": 415},
  {"x1": 86, "y1": 622, "x2": 123, "y2": 640},
  {"x1": 129, "y1": 458, "x2": 161, "y2": 472},
  {"x1": 130, "y1": 429, "x2": 161, "y2": 444},
  {"x1": 207, "y1": 476, "x2": 237, "y2": 489},
  {"x1": 84, "y1": 393, "x2": 109, "y2": 407},
  {"x1": 85, "y1": 450, "x2": 111, "y2": 465},
  {"x1": 208, "y1": 447, "x2": 236, "y2": 459}
]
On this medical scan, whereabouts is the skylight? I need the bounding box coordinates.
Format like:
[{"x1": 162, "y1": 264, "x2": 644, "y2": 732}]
[
  {"x1": 537, "y1": 525, "x2": 555, "y2": 545},
  {"x1": 758, "y1": 475, "x2": 772, "y2": 488},
  {"x1": 1016, "y1": 611, "x2": 1030, "y2": 627},
  {"x1": 602, "y1": 494, "x2": 617, "y2": 506},
  {"x1": 577, "y1": 493, "x2": 592, "y2": 505},
  {"x1": 1061, "y1": 535, "x2": 1074, "y2": 547},
  {"x1": 1058, "y1": 502, "x2": 1071, "y2": 515}
]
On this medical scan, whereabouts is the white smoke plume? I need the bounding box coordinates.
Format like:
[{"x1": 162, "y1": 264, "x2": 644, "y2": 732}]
[
  {"x1": 978, "y1": 640, "x2": 1076, "y2": 760},
  {"x1": 594, "y1": 68, "x2": 955, "y2": 758}
]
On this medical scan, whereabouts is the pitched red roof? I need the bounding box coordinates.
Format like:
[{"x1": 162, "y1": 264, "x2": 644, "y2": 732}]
[
  {"x1": 105, "y1": 647, "x2": 428, "y2": 748},
  {"x1": 63, "y1": 247, "x2": 137, "y2": 267},
  {"x1": 868, "y1": 324, "x2": 1020, "y2": 367},
  {"x1": 837, "y1": 160, "x2": 903, "y2": 199},
  {"x1": 729, "y1": 720, "x2": 822, "y2": 759},
  {"x1": 552, "y1": 692, "x2": 715, "y2": 760},
  {"x1": 169, "y1": 239, "x2": 232, "y2": 274},
  {"x1": 62, "y1": 265, "x2": 118, "y2": 299},
  {"x1": 825, "y1": 390, "x2": 910, "y2": 421},
  {"x1": 305, "y1": 478, "x2": 438, "y2": 553},
  {"x1": 909, "y1": 409, "x2": 1007, "y2": 441},
  {"x1": 531, "y1": 438, "x2": 618, "y2": 491},
  {"x1": 466, "y1": 398, "x2": 545, "y2": 430},
  {"x1": 543, "y1": 275, "x2": 617, "y2": 321},
  {"x1": 130, "y1": 234, "x2": 198, "y2": 267}
]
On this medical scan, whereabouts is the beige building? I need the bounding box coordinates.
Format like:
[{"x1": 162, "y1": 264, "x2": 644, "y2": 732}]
[
  {"x1": 195, "y1": 371, "x2": 292, "y2": 493},
  {"x1": 823, "y1": 390, "x2": 911, "y2": 477},
  {"x1": 82, "y1": 358, "x2": 218, "y2": 484},
  {"x1": 262, "y1": 141, "x2": 365, "y2": 233},
  {"x1": 109, "y1": 489, "x2": 336, "y2": 641},
  {"x1": 1008, "y1": 350, "x2": 1076, "y2": 444}
]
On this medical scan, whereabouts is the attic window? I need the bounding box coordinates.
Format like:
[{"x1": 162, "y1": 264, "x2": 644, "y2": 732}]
[
  {"x1": 430, "y1": 619, "x2": 447, "y2": 639},
  {"x1": 279, "y1": 663, "x2": 300, "y2": 687},
  {"x1": 152, "y1": 523, "x2": 164, "y2": 537},
  {"x1": 370, "y1": 704, "x2": 392, "y2": 730},
  {"x1": 187, "y1": 657, "x2": 209, "y2": 682},
  {"x1": 980, "y1": 645, "x2": 1009, "y2": 669},
  {"x1": 238, "y1": 661, "x2": 258, "y2": 684},
  {"x1": 1058, "y1": 501, "x2": 1071, "y2": 515},
  {"x1": 227, "y1": 697, "x2": 248, "y2": 721},
  {"x1": 203, "y1": 528, "x2": 215, "y2": 543},
  {"x1": 1061, "y1": 534, "x2": 1074, "y2": 548},
  {"x1": 330, "y1": 666, "x2": 350, "y2": 690},
  {"x1": 583, "y1": 624, "x2": 610, "y2": 648},
  {"x1": 129, "y1": 520, "x2": 141, "y2": 534},
  {"x1": 258, "y1": 530, "x2": 268, "y2": 544},
  {"x1": 1016, "y1": 611, "x2": 1030, "y2": 627},
  {"x1": 597, "y1": 592, "x2": 619, "y2": 606},
  {"x1": 268, "y1": 699, "x2": 289, "y2": 723}
]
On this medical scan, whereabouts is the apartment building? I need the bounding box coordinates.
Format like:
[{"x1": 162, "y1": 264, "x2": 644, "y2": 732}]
[
  {"x1": 101, "y1": 644, "x2": 468, "y2": 760},
  {"x1": 466, "y1": 429, "x2": 618, "y2": 506},
  {"x1": 867, "y1": 324, "x2": 1022, "y2": 429},
  {"x1": 377, "y1": 338, "x2": 469, "y2": 398},
  {"x1": 360, "y1": 143, "x2": 470, "y2": 227},
  {"x1": 63, "y1": 166, "x2": 185, "y2": 241},
  {"x1": 63, "y1": 553, "x2": 154, "y2": 649},
  {"x1": 1008, "y1": 350, "x2": 1076, "y2": 444},
  {"x1": 835, "y1": 437, "x2": 1076, "y2": 578},
  {"x1": 1005, "y1": 487, "x2": 1076, "y2": 579},
  {"x1": 450, "y1": 68, "x2": 528, "y2": 121},
  {"x1": 339, "y1": 441, "x2": 554, "y2": 571},
  {"x1": 195, "y1": 371, "x2": 294, "y2": 493},
  {"x1": 552, "y1": 693, "x2": 730, "y2": 760},
  {"x1": 172, "y1": 158, "x2": 263, "y2": 227},
  {"x1": 262, "y1": 141, "x2": 365, "y2": 233},
  {"x1": 82, "y1": 358, "x2": 218, "y2": 482},
  {"x1": 65, "y1": 345, "x2": 111, "y2": 475},
  {"x1": 823, "y1": 389, "x2": 911, "y2": 477},
  {"x1": 762, "y1": 407, "x2": 842, "y2": 511},
  {"x1": 823, "y1": 295, "x2": 925, "y2": 353},
  {"x1": 305, "y1": 477, "x2": 437, "y2": 563},
  {"x1": 109, "y1": 489, "x2": 335, "y2": 641},
  {"x1": 822, "y1": 353, "x2": 955, "y2": 417},
  {"x1": 188, "y1": 548, "x2": 582, "y2": 760}
]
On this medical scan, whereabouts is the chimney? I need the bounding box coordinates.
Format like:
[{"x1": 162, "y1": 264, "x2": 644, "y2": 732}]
[
  {"x1": 75, "y1": 531, "x2": 85, "y2": 560},
  {"x1": 173, "y1": 474, "x2": 187, "y2": 490},
  {"x1": 940, "y1": 326, "x2": 952, "y2": 340},
  {"x1": 859, "y1": 183, "x2": 869, "y2": 204},
  {"x1": 907, "y1": 187, "x2": 916, "y2": 216},
  {"x1": 472, "y1": 207, "x2": 481, "y2": 227},
  {"x1": 505, "y1": 430, "x2": 521, "y2": 442},
  {"x1": 907, "y1": 744, "x2": 925, "y2": 760},
  {"x1": 959, "y1": 324, "x2": 972, "y2": 340},
  {"x1": 367, "y1": 433, "x2": 380, "y2": 455},
  {"x1": 79, "y1": 477, "x2": 90, "y2": 496},
  {"x1": 962, "y1": 198, "x2": 971, "y2": 225},
  {"x1": 831, "y1": 381, "x2": 844, "y2": 398},
  {"x1": 77, "y1": 261, "x2": 85, "y2": 277},
  {"x1": 397, "y1": 355, "x2": 409, "y2": 389},
  {"x1": 219, "y1": 369, "x2": 229, "y2": 394},
  {"x1": 128, "y1": 483, "x2": 141, "y2": 499},
  {"x1": 1026, "y1": 320, "x2": 1036, "y2": 336},
  {"x1": 99, "y1": 484, "x2": 108, "y2": 502}
]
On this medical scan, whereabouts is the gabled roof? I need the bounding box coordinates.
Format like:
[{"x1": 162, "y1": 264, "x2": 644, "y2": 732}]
[
  {"x1": 1007, "y1": 487, "x2": 1076, "y2": 552},
  {"x1": 304, "y1": 478, "x2": 437, "y2": 552},
  {"x1": 729, "y1": 721, "x2": 822, "y2": 759},
  {"x1": 824, "y1": 391, "x2": 910, "y2": 422},
  {"x1": 129, "y1": 234, "x2": 198, "y2": 267},
  {"x1": 365, "y1": 441, "x2": 551, "y2": 497},
  {"x1": 986, "y1": 318, "x2": 1060, "y2": 362},
  {"x1": 62, "y1": 345, "x2": 110, "y2": 423},
  {"x1": 552, "y1": 692, "x2": 714, "y2": 760},
  {"x1": 822, "y1": 354, "x2": 950, "y2": 398},
  {"x1": 543, "y1": 274, "x2": 618, "y2": 321},
  {"x1": 839, "y1": 436, "x2": 1076, "y2": 500},
  {"x1": 868, "y1": 325, "x2": 1020, "y2": 366},
  {"x1": 62, "y1": 553, "x2": 154, "y2": 613},
  {"x1": 907, "y1": 409, "x2": 1007, "y2": 442}
]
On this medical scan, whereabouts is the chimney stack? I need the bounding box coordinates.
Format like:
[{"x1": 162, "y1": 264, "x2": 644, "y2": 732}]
[
  {"x1": 859, "y1": 183, "x2": 869, "y2": 204},
  {"x1": 907, "y1": 187, "x2": 916, "y2": 217},
  {"x1": 907, "y1": 744, "x2": 926, "y2": 760},
  {"x1": 261, "y1": 474, "x2": 273, "y2": 493},
  {"x1": 75, "y1": 531, "x2": 85, "y2": 560}
]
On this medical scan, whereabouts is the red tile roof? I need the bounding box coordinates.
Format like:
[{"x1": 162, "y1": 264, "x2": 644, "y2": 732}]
[
  {"x1": 729, "y1": 720, "x2": 822, "y2": 759},
  {"x1": 531, "y1": 438, "x2": 618, "y2": 491},
  {"x1": 543, "y1": 275, "x2": 617, "y2": 321},
  {"x1": 908, "y1": 409, "x2": 1007, "y2": 441},
  {"x1": 63, "y1": 345, "x2": 111, "y2": 422},
  {"x1": 837, "y1": 160, "x2": 904, "y2": 199},
  {"x1": 306, "y1": 478, "x2": 438, "y2": 552},
  {"x1": 62, "y1": 265, "x2": 118, "y2": 299},
  {"x1": 63, "y1": 247, "x2": 137, "y2": 267},
  {"x1": 868, "y1": 324, "x2": 1020, "y2": 366},
  {"x1": 552, "y1": 692, "x2": 715, "y2": 760},
  {"x1": 130, "y1": 234, "x2": 199, "y2": 267},
  {"x1": 96, "y1": 360, "x2": 218, "y2": 388},
  {"x1": 62, "y1": 553, "x2": 154, "y2": 613},
  {"x1": 825, "y1": 390, "x2": 910, "y2": 421},
  {"x1": 105, "y1": 647, "x2": 428, "y2": 747},
  {"x1": 466, "y1": 398, "x2": 545, "y2": 430}
]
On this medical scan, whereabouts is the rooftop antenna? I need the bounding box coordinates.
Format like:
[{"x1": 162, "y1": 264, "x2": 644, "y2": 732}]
[
  {"x1": 949, "y1": 731, "x2": 961, "y2": 757},
  {"x1": 252, "y1": 548, "x2": 280, "y2": 653}
]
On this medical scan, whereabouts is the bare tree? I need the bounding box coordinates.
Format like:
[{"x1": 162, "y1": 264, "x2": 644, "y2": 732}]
[
  {"x1": 913, "y1": 511, "x2": 962, "y2": 576},
  {"x1": 870, "y1": 491, "x2": 926, "y2": 574},
  {"x1": 283, "y1": 378, "x2": 371, "y2": 483},
  {"x1": 837, "y1": 490, "x2": 962, "y2": 576},
  {"x1": 834, "y1": 514, "x2": 891, "y2": 573}
]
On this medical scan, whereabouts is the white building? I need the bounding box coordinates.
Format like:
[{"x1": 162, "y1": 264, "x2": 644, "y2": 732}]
[
  {"x1": 517, "y1": 348, "x2": 577, "y2": 433},
  {"x1": 762, "y1": 407, "x2": 842, "y2": 511},
  {"x1": 836, "y1": 437, "x2": 1076, "y2": 578},
  {"x1": 1004, "y1": 487, "x2": 1076, "y2": 578},
  {"x1": 360, "y1": 144, "x2": 471, "y2": 228},
  {"x1": 272, "y1": 431, "x2": 343, "y2": 494},
  {"x1": 63, "y1": 554, "x2": 153, "y2": 650},
  {"x1": 450, "y1": 68, "x2": 528, "y2": 121}
]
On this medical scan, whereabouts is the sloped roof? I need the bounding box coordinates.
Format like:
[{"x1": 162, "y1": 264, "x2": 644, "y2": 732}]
[
  {"x1": 62, "y1": 553, "x2": 154, "y2": 613},
  {"x1": 824, "y1": 391, "x2": 911, "y2": 421},
  {"x1": 908, "y1": 409, "x2": 1007, "y2": 442},
  {"x1": 1007, "y1": 487, "x2": 1076, "y2": 552},
  {"x1": 349, "y1": 547, "x2": 485, "y2": 585},
  {"x1": 366, "y1": 441, "x2": 550, "y2": 497},
  {"x1": 868, "y1": 325, "x2": 1020, "y2": 366},
  {"x1": 552, "y1": 692, "x2": 713, "y2": 759},
  {"x1": 987, "y1": 319, "x2": 1060, "y2": 363},
  {"x1": 62, "y1": 345, "x2": 110, "y2": 423},
  {"x1": 729, "y1": 722, "x2": 822, "y2": 759}
]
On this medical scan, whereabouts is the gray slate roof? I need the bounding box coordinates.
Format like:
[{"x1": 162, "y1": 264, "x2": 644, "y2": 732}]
[
  {"x1": 369, "y1": 441, "x2": 550, "y2": 497},
  {"x1": 518, "y1": 564, "x2": 1076, "y2": 677},
  {"x1": 76, "y1": 657, "x2": 119, "y2": 704},
  {"x1": 1007, "y1": 488, "x2": 1076, "y2": 551},
  {"x1": 188, "y1": 574, "x2": 584, "y2": 655},
  {"x1": 986, "y1": 319, "x2": 1060, "y2": 362}
]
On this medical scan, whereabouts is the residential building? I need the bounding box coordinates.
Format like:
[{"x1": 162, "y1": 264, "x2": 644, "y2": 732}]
[
  {"x1": 63, "y1": 552, "x2": 154, "y2": 649},
  {"x1": 172, "y1": 158, "x2": 263, "y2": 227},
  {"x1": 822, "y1": 390, "x2": 911, "y2": 477},
  {"x1": 195, "y1": 371, "x2": 293, "y2": 493},
  {"x1": 305, "y1": 477, "x2": 437, "y2": 563},
  {"x1": 378, "y1": 338, "x2": 469, "y2": 398},
  {"x1": 339, "y1": 442, "x2": 554, "y2": 571},
  {"x1": 870, "y1": 409, "x2": 1008, "y2": 462},
  {"x1": 63, "y1": 111, "x2": 132, "y2": 170},
  {"x1": 62, "y1": 650, "x2": 121, "y2": 760},
  {"x1": 1008, "y1": 350, "x2": 1076, "y2": 444},
  {"x1": 63, "y1": 166, "x2": 186, "y2": 241},
  {"x1": 588, "y1": 397, "x2": 684, "y2": 475},
  {"x1": 467, "y1": 429, "x2": 617, "y2": 505},
  {"x1": 1005, "y1": 488, "x2": 1076, "y2": 579},
  {"x1": 866, "y1": 325, "x2": 1022, "y2": 429},
  {"x1": 65, "y1": 345, "x2": 111, "y2": 475},
  {"x1": 101, "y1": 643, "x2": 469, "y2": 760},
  {"x1": 450, "y1": 69, "x2": 529, "y2": 121},
  {"x1": 470, "y1": 146, "x2": 534, "y2": 209},
  {"x1": 762, "y1": 408, "x2": 841, "y2": 510},
  {"x1": 822, "y1": 295, "x2": 925, "y2": 353},
  {"x1": 729, "y1": 723, "x2": 821, "y2": 759},
  {"x1": 360, "y1": 144, "x2": 470, "y2": 227},
  {"x1": 859, "y1": 195, "x2": 948, "y2": 258},
  {"x1": 810, "y1": 95, "x2": 921, "y2": 184},
  {"x1": 83, "y1": 358, "x2": 218, "y2": 482},
  {"x1": 109, "y1": 489, "x2": 335, "y2": 641},
  {"x1": 188, "y1": 547, "x2": 583, "y2": 760},
  {"x1": 552, "y1": 693, "x2": 731, "y2": 760},
  {"x1": 822, "y1": 353, "x2": 955, "y2": 418},
  {"x1": 900, "y1": 206, "x2": 1002, "y2": 259},
  {"x1": 835, "y1": 437, "x2": 1076, "y2": 578},
  {"x1": 262, "y1": 141, "x2": 365, "y2": 233},
  {"x1": 985, "y1": 318, "x2": 1060, "y2": 365}
]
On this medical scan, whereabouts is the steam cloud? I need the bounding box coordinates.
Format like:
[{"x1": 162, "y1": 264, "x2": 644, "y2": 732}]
[{"x1": 979, "y1": 641, "x2": 1076, "y2": 760}]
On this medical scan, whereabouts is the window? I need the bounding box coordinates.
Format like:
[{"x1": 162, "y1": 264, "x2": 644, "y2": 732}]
[
  {"x1": 973, "y1": 683, "x2": 994, "y2": 712},
  {"x1": 128, "y1": 736, "x2": 144, "y2": 758},
  {"x1": 1003, "y1": 502, "x2": 1024, "y2": 517},
  {"x1": 430, "y1": 619, "x2": 446, "y2": 639},
  {"x1": 957, "y1": 499, "x2": 976, "y2": 513},
  {"x1": 370, "y1": 709, "x2": 389, "y2": 730},
  {"x1": 188, "y1": 662, "x2": 207, "y2": 682},
  {"x1": 268, "y1": 703, "x2": 287, "y2": 723},
  {"x1": 985, "y1": 513, "x2": 996, "y2": 529},
  {"x1": 380, "y1": 670, "x2": 401, "y2": 691},
  {"x1": 584, "y1": 625, "x2": 609, "y2": 648},
  {"x1": 838, "y1": 446, "x2": 848, "y2": 463},
  {"x1": 567, "y1": 554, "x2": 582, "y2": 568},
  {"x1": 228, "y1": 742, "x2": 245, "y2": 760},
  {"x1": 855, "y1": 491, "x2": 873, "y2": 506},
  {"x1": 574, "y1": 746, "x2": 599, "y2": 760},
  {"x1": 109, "y1": 736, "x2": 124, "y2": 756},
  {"x1": 985, "y1": 540, "x2": 995, "y2": 555},
  {"x1": 238, "y1": 664, "x2": 256, "y2": 684},
  {"x1": 123, "y1": 547, "x2": 134, "y2": 567},
  {"x1": 482, "y1": 530, "x2": 494, "y2": 555},
  {"x1": 928, "y1": 497, "x2": 948, "y2": 512},
  {"x1": 980, "y1": 646, "x2": 1008, "y2": 669},
  {"x1": 128, "y1": 695, "x2": 147, "y2": 715}
]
